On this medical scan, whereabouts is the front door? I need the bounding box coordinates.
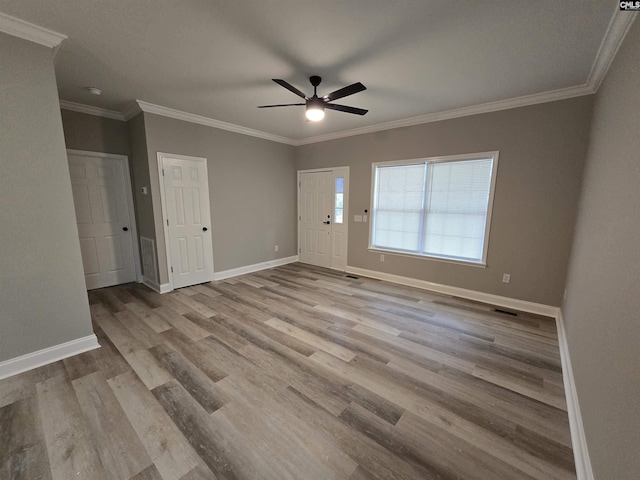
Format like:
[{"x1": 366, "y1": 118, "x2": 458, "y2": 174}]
[
  {"x1": 160, "y1": 153, "x2": 214, "y2": 289},
  {"x1": 68, "y1": 151, "x2": 137, "y2": 290},
  {"x1": 299, "y1": 171, "x2": 333, "y2": 268}
]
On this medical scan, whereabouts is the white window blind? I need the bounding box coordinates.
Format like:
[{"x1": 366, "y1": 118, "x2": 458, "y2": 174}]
[{"x1": 371, "y1": 153, "x2": 496, "y2": 264}]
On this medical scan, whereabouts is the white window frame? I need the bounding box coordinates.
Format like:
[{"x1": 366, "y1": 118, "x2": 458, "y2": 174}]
[{"x1": 368, "y1": 151, "x2": 499, "y2": 267}]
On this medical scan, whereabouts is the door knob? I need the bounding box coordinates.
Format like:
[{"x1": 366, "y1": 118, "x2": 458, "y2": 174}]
[
  {"x1": 323, "y1": 221, "x2": 331, "y2": 225},
  {"x1": 202, "y1": 227, "x2": 208, "y2": 232},
  {"x1": 122, "y1": 227, "x2": 129, "y2": 231}
]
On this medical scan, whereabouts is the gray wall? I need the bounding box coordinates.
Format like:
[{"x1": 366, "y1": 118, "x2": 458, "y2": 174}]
[
  {"x1": 0, "y1": 33, "x2": 93, "y2": 362},
  {"x1": 141, "y1": 113, "x2": 297, "y2": 283},
  {"x1": 61, "y1": 109, "x2": 130, "y2": 156},
  {"x1": 562, "y1": 19, "x2": 640, "y2": 480},
  {"x1": 127, "y1": 113, "x2": 158, "y2": 281},
  {"x1": 296, "y1": 96, "x2": 593, "y2": 306}
]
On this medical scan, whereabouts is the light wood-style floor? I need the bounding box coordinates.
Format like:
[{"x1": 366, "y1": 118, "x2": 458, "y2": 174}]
[{"x1": 0, "y1": 263, "x2": 575, "y2": 479}]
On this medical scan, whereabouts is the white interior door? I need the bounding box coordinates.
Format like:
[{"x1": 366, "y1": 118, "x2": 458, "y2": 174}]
[
  {"x1": 68, "y1": 151, "x2": 136, "y2": 290},
  {"x1": 299, "y1": 171, "x2": 333, "y2": 268},
  {"x1": 160, "y1": 154, "x2": 214, "y2": 289}
]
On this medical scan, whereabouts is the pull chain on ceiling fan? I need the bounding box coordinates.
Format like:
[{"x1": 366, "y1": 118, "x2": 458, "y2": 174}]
[{"x1": 258, "y1": 76, "x2": 368, "y2": 121}]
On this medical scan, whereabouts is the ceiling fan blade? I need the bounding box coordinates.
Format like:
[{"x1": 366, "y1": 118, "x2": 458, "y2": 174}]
[
  {"x1": 325, "y1": 103, "x2": 368, "y2": 115},
  {"x1": 272, "y1": 79, "x2": 308, "y2": 99},
  {"x1": 257, "y1": 103, "x2": 305, "y2": 108},
  {"x1": 323, "y1": 82, "x2": 366, "y2": 102}
]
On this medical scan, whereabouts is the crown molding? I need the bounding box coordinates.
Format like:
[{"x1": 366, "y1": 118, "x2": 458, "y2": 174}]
[
  {"x1": 9, "y1": 5, "x2": 637, "y2": 148},
  {"x1": 135, "y1": 100, "x2": 297, "y2": 145},
  {"x1": 121, "y1": 101, "x2": 142, "y2": 121},
  {"x1": 0, "y1": 12, "x2": 67, "y2": 48},
  {"x1": 294, "y1": 83, "x2": 595, "y2": 146},
  {"x1": 56, "y1": 5, "x2": 631, "y2": 147},
  {"x1": 59, "y1": 100, "x2": 125, "y2": 121},
  {"x1": 294, "y1": 6, "x2": 634, "y2": 146},
  {"x1": 586, "y1": 10, "x2": 637, "y2": 91},
  {"x1": 56, "y1": 6, "x2": 630, "y2": 148}
]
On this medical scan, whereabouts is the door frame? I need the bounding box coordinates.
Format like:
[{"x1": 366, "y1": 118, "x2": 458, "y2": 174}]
[
  {"x1": 297, "y1": 166, "x2": 350, "y2": 271},
  {"x1": 157, "y1": 152, "x2": 214, "y2": 292},
  {"x1": 66, "y1": 149, "x2": 143, "y2": 284}
]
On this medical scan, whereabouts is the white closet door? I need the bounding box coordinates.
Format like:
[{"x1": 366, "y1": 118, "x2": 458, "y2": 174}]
[
  {"x1": 68, "y1": 152, "x2": 136, "y2": 290},
  {"x1": 161, "y1": 155, "x2": 214, "y2": 288}
]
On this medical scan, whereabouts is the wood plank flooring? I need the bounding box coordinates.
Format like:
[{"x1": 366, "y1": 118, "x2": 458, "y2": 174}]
[{"x1": 0, "y1": 263, "x2": 576, "y2": 479}]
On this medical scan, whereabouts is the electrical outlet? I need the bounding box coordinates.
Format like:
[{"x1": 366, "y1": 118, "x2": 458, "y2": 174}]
[
  {"x1": 275, "y1": 245, "x2": 279, "y2": 252},
  {"x1": 502, "y1": 273, "x2": 511, "y2": 284},
  {"x1": 380, "y1": 254, "x2": 385, "y2": 262}
]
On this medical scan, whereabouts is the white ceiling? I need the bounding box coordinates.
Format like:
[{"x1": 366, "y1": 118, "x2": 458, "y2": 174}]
[{"x1": 0, "y1": 1, "x2": 623, "y2": 142}]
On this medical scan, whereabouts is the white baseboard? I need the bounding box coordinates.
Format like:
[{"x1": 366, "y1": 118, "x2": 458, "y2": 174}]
[
  {"x1": 345, "y1": 266, "x2": 560, "y2": 318},
  {"x1": 213, "y1": 255, "x2": 299, "y2": 281},
  {"x1": 142, "y1": 276, "x2": 171, "y2": 294},
  {"x1": 0, "y1": 334, "x2": 100, "y2": 381},
  {"x1": 345, "y1": 265, "x2": 592, "y2": 478},
  {"x1": 555, "y1": 310, "x2": 594, "y2": 480}
]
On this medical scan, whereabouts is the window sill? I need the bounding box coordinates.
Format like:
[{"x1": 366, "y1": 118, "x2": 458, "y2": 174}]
[{"x1": 368, "y1": 247, "x2": 487, "y2": 268}]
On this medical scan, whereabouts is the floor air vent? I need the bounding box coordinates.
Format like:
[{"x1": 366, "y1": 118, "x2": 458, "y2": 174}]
[
  {"x1": 140, "y1": 236, "x2": 159, "y2": 284},
  {"x1": 345, "y1": 275, "x2": 359, "y2": 279},
  {"x1": 494, "y1": 308, "x2": 518, "y2": 316}
]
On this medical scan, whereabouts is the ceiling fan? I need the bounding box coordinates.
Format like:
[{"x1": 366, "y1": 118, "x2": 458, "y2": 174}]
[{"x1": 258, "y1": 76, "x2": 368, "y2": 121}]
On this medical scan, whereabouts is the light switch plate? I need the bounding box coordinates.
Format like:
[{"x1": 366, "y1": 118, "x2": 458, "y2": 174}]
[{"x1": 354, "y1": 215, "x2": 363, "y2": 222}]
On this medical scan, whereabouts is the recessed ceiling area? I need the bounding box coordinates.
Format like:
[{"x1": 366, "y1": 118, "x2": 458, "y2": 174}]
[{"x1": 0, "y1": 0, "x2": 619, "y2": 141}]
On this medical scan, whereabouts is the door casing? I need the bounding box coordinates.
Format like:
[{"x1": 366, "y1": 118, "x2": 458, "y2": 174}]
[
  {"x1": 297, "y1": 166, "x2": 350, "y2": 271},
  {"x1": 157, "y1": 152, "x2": 214, "y2": 291}
]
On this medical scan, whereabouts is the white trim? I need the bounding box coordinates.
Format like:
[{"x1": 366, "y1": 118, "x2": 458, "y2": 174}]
[
  {"x1": 297, "y1": 167, "x2": 350, "y2": 271},
  {"x1": 51, "y1": 8, "x2": 633, "y2": 147},
  {"x1": 66, "y1": 149, "x2": 129, "y2": 159},
  {"x1": 345, "y1": 266, "x2": 560, "y2": 318},
  {"x1": 343, "y1": 264, "x2": 592, "y2": 477},
  {"x1": 0, "y1": 334, "x2": 99, "y2": 381},
  {"x1": 295, "y1": 85, "x2": 594, "y2": 145},
  {"x1": 157, "y1": 152, "x2": 214, "y2": 291},
  {"x1": 56, "y1": 83, "x2": 592, "y2": 146},
  {"x1": 0, "y1": 12, "x2": 67, "y2": 48},
  {"x1": 555, "y1": 310, "x2": 594, "y2": 480},
  {"x1": 66, "y1": 149, "x2": 143, "y2": 283},
  {"x1": 60, "y1": 100, "x2": 125, "y2": 121},
  {"x1": 295, "y1": 8, "x2": 636, "y2": 146},
  {"x1": 586, "y1": 10, "x2": 638, "y2": 92},
  {"x1": 142, "y1": 276, "x2": 171, "y2": 294},
  {"x1": 122, "y1": 101, "x2": 143, "y2": 121},
  {"x1": 137, "y1": 100, "x2": 296, "y2": 145},
  {"x1": 213, "y1": 255, "x2": 299, "y2": 281},
  {"x1": 58, "y1": 83, "x2": 594, "y2": 147},
  {"x1": 367, "y1": 247, "x2": 487, "y2": 268}
]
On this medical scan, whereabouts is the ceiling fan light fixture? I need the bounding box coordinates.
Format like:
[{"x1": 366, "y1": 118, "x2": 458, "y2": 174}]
[
  {"x1": 259, "y1": 76, "x2": 367, "y2": 121},
  {"x1": 305, "y1": 99, "x2": 325, "y2": 122}
]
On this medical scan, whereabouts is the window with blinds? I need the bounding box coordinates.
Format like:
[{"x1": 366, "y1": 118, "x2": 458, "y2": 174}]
[{"x1": 370, "y1": 152, "x2": 498, "y2": 264}]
